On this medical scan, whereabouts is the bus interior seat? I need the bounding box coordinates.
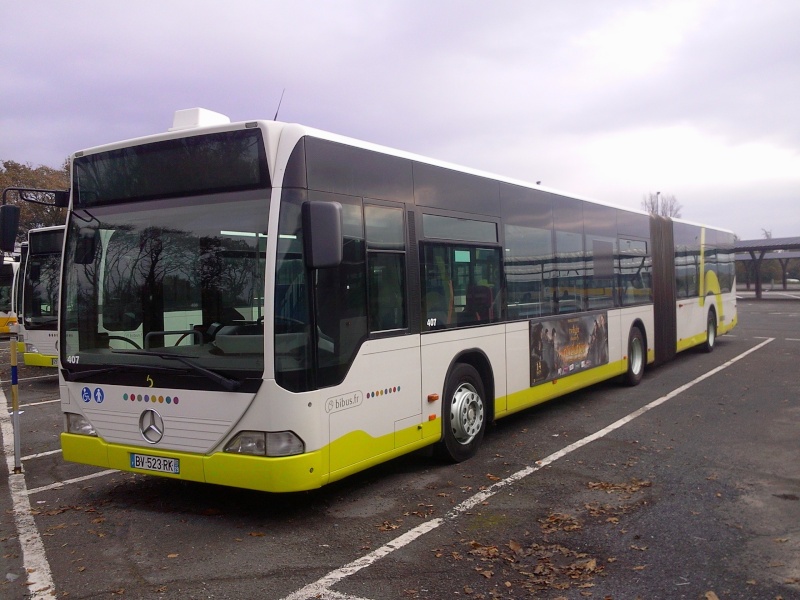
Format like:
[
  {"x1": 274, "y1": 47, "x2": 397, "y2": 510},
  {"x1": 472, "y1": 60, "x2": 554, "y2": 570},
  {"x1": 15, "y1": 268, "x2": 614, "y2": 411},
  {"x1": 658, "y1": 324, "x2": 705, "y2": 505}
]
[{"x1": 460, "y1": 284, "x2": 494, "y2": 324}]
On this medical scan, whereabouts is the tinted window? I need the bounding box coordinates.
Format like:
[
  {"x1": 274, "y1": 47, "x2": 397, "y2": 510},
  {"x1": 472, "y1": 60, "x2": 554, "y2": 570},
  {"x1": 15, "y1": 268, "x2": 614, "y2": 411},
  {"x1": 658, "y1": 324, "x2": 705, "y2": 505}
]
[
  {"x1": 617, "y1": 211, "x2": 651, "y2": 238},
  {"x1": 414, "y1": 163, "x2": 500, "y2": 216},
  {"x1": 305, "y1": 138, "x2": 413, "y2": 202},
  {"x1": 366, "y1": 204, "x2": 406, "y2": 332},
  {"x1": 618, "y1": 239, "x2": 653, "y2": 305},
  {"x1": 73, "y1": 129, "x2": 269, "y2": 207},
  {"x1": 505, "y1": 224, "x2": 556, "y2": 319},
  {"x1": 422, "y1": 244, "x2": 501, "y2": 330},
  {"x1": 29, "y1": 229, "x2": 64, "y2": 254},
  {"x1": 423, "y1": 214, "x2": 498, "y2": 243},
  {"x1": 674, "y1": 222, "x2": 701, "y2": 298}
]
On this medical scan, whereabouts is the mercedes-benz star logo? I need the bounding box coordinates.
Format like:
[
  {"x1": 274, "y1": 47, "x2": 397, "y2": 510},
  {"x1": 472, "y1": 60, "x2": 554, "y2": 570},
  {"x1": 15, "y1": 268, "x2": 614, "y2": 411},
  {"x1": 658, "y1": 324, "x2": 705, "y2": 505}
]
[{"x1": 139, "y1": 409, "x2": 165, "y2": 444}]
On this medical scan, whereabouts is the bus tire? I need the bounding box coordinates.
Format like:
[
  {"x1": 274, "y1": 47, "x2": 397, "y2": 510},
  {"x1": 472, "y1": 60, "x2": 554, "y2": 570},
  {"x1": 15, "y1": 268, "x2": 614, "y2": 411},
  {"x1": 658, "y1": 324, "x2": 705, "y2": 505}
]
[
  {"x1": 623, "y1": 327, "x2": 645, "y2": 386},
  {"x1": 436, "y1": 363, "x2": 487, "y2": 463},
  {"x1": 702, "y1": 310, "x2": 717, "y2": 353}
]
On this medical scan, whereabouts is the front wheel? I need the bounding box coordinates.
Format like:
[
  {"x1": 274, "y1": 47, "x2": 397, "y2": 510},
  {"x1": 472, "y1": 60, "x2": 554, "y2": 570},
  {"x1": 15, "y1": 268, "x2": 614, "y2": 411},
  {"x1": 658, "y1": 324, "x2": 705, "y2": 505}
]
[
  {"x1": 436, "y1": 363, "x2": 487, "y2": 463},
  {"x1": 623, "y1": 327, "x2": 645, "y2": 386}
]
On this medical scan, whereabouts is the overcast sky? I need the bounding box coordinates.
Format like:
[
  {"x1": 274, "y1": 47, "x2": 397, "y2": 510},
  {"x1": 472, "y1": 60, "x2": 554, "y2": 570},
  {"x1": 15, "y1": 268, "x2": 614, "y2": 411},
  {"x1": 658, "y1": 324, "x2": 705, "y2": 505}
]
[{"x1": 2, "y1": 0, "x2": 798, "y2": 240}]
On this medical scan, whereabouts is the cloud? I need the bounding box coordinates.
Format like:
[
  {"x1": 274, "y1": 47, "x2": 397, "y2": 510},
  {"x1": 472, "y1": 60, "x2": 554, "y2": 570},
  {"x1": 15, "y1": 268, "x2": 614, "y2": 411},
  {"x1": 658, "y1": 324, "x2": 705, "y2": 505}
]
[{"x1": 1, "y1": 0, "x2": 798, "y2": 239}]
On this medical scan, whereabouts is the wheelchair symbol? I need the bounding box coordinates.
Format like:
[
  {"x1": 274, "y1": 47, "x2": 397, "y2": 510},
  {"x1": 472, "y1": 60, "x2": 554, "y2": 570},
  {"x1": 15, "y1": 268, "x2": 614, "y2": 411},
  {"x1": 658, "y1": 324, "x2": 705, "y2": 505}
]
[{"x1": 81, "y1": 387, "x2": 91, "y2": 403}]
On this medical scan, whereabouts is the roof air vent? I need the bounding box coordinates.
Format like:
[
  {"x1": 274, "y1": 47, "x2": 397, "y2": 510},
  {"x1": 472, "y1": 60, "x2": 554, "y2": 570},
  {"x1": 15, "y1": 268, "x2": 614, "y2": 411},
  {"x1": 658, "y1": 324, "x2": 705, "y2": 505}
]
[{"x1": 169, "y1": 108, "x2": 231, "y2": 131}]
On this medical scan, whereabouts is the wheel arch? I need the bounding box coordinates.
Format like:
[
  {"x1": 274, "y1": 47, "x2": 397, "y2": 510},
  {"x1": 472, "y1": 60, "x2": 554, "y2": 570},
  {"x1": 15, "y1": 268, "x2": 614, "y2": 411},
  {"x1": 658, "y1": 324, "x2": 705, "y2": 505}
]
[
  {"x1": 445, "y1": 348, "x2": 496, "y2": 424},
  {"x1": 629, "y1": 318, "x2": 648, "y2": 360}
]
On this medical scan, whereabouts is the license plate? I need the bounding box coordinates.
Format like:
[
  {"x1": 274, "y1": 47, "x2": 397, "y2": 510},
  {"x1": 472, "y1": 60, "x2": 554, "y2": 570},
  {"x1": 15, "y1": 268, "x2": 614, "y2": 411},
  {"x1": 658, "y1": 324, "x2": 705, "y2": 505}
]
[{"x1": 130, "y1": 453, "x2": 180, "y2": 474}]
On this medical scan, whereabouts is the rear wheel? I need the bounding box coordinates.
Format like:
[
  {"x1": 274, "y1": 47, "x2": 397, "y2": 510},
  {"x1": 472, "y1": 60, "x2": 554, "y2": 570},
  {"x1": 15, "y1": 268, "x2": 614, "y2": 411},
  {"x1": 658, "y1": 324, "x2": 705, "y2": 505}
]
[
  {"x1": 436, "y1": 363, "x2": 487, "y2": 462},
  {"x1": 702, "y1": 310, "x2": 717, "y2": 353},
  {"x1": 623, "y1": 327, "x2": 645, "y2": 386}
]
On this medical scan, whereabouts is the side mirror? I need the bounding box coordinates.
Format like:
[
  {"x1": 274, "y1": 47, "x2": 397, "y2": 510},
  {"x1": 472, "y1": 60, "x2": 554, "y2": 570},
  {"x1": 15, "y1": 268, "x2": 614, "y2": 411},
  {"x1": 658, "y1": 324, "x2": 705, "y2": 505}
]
[
  {"x1": 302, "y1": 201, "x2": 343, "y2": 269},
  {"x1": 15, "y1": 188, "x2": 69, "y2": 208},
  {"x1": 0, "y1": 204, "x2": 20, "y2": 254}
]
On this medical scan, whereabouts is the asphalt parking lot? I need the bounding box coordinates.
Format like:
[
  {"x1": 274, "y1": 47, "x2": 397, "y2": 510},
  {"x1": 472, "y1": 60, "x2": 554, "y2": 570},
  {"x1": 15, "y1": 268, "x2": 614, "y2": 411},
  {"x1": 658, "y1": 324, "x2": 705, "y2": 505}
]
[{"x1": 1, "y1": 297, "x2": 798, "y2": 600}]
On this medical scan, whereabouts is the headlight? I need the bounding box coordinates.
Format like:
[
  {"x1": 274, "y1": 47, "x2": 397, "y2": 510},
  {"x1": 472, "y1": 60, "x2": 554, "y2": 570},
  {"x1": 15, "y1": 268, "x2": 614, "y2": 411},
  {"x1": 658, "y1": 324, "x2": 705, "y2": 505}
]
[
  {"x1": 25, "y1": 343, "x2": 39, "y2": 354},
  {"x1": 225, "y1": 431, "x2": 266, "y2": 455},
  {"x1": 266, "y1": 431, "x2": 304, "y2": 457},
  {"x1": 66, "y1": 413, "x2": 97, "y2": 436},
  {"x1": 224, "y1": 431, "x2": 304, "y2": 457}
]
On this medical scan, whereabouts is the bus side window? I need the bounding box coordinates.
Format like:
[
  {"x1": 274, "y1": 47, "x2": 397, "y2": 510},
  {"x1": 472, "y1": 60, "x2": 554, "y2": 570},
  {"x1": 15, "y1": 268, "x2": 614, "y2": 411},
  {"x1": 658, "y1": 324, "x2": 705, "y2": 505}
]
[
  {"x1": 365, "y1": 204, "x2": 407, "y2": 333},
  {"x1": 422, "y1": 244, "x2": 501, "y2": 329},
  {"x1": 368, "y1": 253, "x2": 405, "y2": 331}
]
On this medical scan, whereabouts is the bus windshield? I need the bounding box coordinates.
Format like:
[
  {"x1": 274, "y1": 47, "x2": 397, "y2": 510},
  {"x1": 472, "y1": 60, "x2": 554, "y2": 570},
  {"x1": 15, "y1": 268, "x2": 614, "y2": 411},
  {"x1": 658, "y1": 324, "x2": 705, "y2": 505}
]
[
  {"x1": 24, "y1": 246, "x2": 61, "y2": 330},
  {"x1": 61, "y1": 192, "x2": 269, "y2": 384},
  {"x1": 23, "y1": 228, "x2": 64, "y2": 331}
]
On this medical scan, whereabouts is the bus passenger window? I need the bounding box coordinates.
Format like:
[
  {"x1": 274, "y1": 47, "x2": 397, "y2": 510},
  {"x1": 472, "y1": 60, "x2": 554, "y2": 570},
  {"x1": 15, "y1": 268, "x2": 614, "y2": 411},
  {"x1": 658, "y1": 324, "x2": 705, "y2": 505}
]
[
  {"x1": 365, "y1": 204, "x2": 407, "y2": 332},
  {"x1": 421, "y1": 244, "x2": 500, "y2": 330}
]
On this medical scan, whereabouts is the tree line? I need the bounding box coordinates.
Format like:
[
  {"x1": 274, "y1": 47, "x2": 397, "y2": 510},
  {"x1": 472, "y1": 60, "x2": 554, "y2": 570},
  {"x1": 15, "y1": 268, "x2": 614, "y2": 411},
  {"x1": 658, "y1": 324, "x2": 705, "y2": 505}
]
[{"x1": 1, "y1": 160, "x2": 69, "y2": 244}]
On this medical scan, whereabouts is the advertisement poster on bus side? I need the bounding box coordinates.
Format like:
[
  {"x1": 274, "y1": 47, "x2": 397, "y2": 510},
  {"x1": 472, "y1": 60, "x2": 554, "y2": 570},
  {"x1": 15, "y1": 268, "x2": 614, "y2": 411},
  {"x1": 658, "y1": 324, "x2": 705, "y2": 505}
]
[{"x1": 530, "y1": 313, "x2": 609, "y2": 386}]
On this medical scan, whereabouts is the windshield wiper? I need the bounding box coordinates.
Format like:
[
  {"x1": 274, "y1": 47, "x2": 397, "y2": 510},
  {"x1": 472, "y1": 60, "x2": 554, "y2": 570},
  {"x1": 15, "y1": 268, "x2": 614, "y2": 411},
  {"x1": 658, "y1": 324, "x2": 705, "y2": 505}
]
[
  {"x1": 65, "y1": 363, "x2": 184, "y2": 380},
  {"x1": 110, "y1": 349, "x2": 242, "y2": 392}
]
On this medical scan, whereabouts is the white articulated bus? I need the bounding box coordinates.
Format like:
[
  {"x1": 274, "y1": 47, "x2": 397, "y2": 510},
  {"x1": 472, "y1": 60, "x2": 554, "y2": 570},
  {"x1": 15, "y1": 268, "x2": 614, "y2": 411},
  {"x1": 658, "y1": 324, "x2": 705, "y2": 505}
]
[
  {"x1": 31, "y1": 109, "x2": 735, "y2": 492},
  {"x1": 17, "y1": 226, "x2": 65, "y2": 367}
]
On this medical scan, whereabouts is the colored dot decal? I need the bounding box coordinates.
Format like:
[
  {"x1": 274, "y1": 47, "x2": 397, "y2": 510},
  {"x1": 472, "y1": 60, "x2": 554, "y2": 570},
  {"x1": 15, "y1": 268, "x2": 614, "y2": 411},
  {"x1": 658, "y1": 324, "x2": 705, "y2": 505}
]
[
  {"x1": 121, "y1": 392, "x2": 182, "y2": 404},
  {"x1": 366, "y1": 385, "x2": 402, "y2": 399}
]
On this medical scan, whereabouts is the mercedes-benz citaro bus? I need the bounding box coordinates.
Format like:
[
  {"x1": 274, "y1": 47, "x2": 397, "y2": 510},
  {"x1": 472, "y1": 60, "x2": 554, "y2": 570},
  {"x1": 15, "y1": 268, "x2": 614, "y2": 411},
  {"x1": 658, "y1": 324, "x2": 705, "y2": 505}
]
[{"x1": 9, "y1": 108, "x2": 736, "y2": 493}]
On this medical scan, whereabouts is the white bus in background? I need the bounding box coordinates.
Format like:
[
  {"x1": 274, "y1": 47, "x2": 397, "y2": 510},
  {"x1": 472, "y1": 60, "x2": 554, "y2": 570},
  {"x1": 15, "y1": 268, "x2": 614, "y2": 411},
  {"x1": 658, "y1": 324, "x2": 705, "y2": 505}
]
[
  {"x1": 1, "y1": 108, "x2": 736, "y2": 493},
  {"x1": 0, "y1": 254, "x2": 21, "y2": 335},
  {"x1": 19, "y1": 226, "x2": 64, "y2": 367}
]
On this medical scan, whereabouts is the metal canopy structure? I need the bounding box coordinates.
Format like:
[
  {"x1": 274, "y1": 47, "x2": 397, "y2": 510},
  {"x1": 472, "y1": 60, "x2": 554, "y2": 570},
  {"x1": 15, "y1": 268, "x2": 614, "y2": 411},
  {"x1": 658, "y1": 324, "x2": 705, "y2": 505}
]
[{"x1": 733, "y1": 236, "x2": 800, "y2": 298}]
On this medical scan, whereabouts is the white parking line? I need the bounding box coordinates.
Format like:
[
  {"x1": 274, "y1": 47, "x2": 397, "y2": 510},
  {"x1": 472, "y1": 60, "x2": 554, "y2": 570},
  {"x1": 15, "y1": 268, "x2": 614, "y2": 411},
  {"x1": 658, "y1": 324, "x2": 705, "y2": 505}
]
[
  {"x1": 281, "y1": 338, "x2": 775, "y2": 600},
  {"x1": 0, "y1": 338, "x2": 776, "y2": 599},
  {"x1": 27, "y1": 470, "x2": 118, "y2": 496},
  {"x1": 23, "y1": 449, "x2": 62, "y2": 461},
  {"x1": 14, "y1": 398, "x2": 60, "y2": 408},
  {"x1": 0, "y1": 390, "x2": 55, "y2": 598}
]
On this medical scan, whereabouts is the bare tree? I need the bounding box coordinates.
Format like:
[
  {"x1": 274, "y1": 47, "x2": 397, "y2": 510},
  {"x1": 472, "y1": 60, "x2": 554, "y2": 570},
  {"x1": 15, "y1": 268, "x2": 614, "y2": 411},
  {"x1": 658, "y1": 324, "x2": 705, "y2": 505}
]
[
  {"x1": 761, "y1": 228, "x2": 773, "y2": 239},
  {"x1": 641, "y1": 192, "x2": 682, "y2": 218}
]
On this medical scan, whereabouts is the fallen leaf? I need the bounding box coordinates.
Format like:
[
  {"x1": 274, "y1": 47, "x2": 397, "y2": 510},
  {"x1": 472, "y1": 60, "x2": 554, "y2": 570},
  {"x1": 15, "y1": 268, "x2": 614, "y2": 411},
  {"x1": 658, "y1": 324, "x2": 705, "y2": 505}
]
[
  {"x1": 376, "y1": 521, "x2": 400, "y2": 531},
  {"x1": 167, "y1": 553, "x2": 179, "y2": 559},
  {"x1": 705, "y1": 592, "x2": 720, "y2": 600}
]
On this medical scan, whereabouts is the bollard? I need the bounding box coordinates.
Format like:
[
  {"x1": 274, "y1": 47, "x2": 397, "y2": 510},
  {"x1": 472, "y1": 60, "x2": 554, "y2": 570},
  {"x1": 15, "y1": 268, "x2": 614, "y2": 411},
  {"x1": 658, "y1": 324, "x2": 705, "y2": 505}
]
[{"x1": 9, "y1": 314, "x2": 21, "y2": 474}]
